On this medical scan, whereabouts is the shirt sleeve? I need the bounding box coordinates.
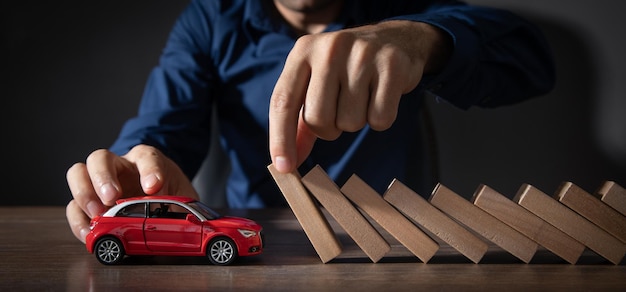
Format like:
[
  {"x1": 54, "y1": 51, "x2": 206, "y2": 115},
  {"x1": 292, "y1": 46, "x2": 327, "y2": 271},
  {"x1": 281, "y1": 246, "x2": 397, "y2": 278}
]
[
  {"x1": 109, "y1": 0, "x2": 215, "y2": 178},
  {"x1": 387, "y1": 1, "x2": 556, "y2": 109}
]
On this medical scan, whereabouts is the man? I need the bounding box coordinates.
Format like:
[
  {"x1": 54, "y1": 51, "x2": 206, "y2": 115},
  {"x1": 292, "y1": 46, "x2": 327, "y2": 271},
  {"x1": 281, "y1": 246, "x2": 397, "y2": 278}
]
[{"x1": 66, "y1": 0, "x2": 555, "y2": 242}]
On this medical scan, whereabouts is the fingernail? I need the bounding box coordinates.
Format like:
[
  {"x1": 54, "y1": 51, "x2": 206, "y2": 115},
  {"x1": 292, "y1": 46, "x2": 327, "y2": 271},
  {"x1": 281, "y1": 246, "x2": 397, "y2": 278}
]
[
  {"x1": 86, "y1": 200, "x2": 103, "y2": 218},
  {"x1": 142, "y1": 173, "x2": 159, "y2": 190},
  {"x1": 274, "y1": 156, "x2": 291, "y2": 173},
  {"x1": 100, "y1": 183, "x2": 118, "y2": 202}
]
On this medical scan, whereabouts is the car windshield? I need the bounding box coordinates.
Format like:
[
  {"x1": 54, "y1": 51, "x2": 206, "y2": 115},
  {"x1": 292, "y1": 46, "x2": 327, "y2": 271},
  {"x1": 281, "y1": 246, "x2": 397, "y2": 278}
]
[{"x1": 187, "y1": 201, "x2": 221, "y2": 220}]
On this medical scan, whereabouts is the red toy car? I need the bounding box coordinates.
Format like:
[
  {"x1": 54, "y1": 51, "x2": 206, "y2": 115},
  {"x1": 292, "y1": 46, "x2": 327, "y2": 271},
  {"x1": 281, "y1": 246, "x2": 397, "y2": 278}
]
[{"x1": 85, "y1": 196, "x2": 263, "y2": 265}]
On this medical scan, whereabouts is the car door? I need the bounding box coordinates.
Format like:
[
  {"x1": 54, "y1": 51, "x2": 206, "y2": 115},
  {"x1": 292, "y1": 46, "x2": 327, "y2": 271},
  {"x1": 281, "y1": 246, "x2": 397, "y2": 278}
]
[
  {"x1": 144, "y1": 202, "x2": 203, "y2": 253},
  {"x1": 113, "y1": 202, "x2": 147, "y2": 253}
]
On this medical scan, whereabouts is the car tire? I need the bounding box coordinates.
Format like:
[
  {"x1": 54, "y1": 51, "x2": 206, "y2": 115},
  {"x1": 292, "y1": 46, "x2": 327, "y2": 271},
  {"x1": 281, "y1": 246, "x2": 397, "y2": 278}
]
[
  {"x1": 94, "y1": 237, "x2": 125, "y2": 265},
  {"x1": 207, "y1": 237, "x2": 237, "y2": 265}
]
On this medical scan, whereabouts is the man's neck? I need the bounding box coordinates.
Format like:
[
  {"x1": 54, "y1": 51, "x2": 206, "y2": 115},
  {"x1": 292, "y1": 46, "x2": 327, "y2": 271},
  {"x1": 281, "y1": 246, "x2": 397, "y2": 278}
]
[{"x1": 273, "y1": 0, "x2": 344, "y2": 35}]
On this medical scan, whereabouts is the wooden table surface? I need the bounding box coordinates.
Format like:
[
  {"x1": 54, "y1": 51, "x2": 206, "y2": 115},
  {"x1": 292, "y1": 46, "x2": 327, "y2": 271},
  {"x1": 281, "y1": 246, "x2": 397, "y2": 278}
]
[{"x1": 1, "y1": 207, "x2": 624, "y2": 291}]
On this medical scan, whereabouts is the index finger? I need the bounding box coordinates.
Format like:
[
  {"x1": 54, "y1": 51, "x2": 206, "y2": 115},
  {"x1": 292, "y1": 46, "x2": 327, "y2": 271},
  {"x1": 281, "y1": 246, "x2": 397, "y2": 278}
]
[
  {"x1": 86, "y1": 149, "x2": 126, "y2": 206},
  {"x1": 269, "y1": 52, "x2": 311, "y2": 173}
]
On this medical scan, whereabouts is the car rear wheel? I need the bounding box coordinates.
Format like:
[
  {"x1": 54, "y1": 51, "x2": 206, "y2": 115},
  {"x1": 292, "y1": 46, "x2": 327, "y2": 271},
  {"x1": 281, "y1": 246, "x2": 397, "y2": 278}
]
[
  {"x1": 95, "y1": 237, "x2": 125, "y2": 265},
  {"x1": 208, "y1": 237, "x2": 237, "y2": 265}
]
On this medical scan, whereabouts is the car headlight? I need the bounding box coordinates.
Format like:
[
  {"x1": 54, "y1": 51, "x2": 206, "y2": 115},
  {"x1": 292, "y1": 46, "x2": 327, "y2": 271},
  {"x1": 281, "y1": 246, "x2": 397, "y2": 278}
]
[{"x1": 238, "y1": 229, "x2": 257, "y2": 238}]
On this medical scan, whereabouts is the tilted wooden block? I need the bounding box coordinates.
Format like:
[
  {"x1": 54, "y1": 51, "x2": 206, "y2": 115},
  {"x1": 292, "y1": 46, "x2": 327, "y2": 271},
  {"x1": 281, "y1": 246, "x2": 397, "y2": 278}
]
[
  {"x1": 595, "y1": 181, "x2": 626, "y2": 216},
  {"x1": 557, "y1": 182, "x2": 626, "y2": 244},
  {"x1": 430, "y1": 183, "x2": 538, "y2": 263},
  {"x1": 301, "y1": 165, "x2": 390, "y2": 263},
  {"x1": 267, "y1": 164, "x2": 342, "y2": 263},
  {"x1": 383, "y1": 179, "x2": 487, "y2": 263},
  {"x1": 341, "y1": 175, "x2": 439, "y2": 263},
  {"x1": 515, "y1": 183, "x2": 626, "y2": 265},
  {"x1": 473, "y1": 184, "x2": 584, "y2": 264}
]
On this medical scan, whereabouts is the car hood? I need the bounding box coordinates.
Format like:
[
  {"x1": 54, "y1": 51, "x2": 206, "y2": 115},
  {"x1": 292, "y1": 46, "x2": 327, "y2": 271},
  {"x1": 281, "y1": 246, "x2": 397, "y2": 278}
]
[{"x1": 208, "y1": 216, "x2": 261, "y2": 230}]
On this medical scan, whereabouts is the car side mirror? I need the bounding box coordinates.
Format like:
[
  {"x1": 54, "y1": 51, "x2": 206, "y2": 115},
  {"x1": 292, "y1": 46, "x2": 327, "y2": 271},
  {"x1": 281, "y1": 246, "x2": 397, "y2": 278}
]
[{"x1": 186, "y1": 213, "x2": 200, "y2": 223}]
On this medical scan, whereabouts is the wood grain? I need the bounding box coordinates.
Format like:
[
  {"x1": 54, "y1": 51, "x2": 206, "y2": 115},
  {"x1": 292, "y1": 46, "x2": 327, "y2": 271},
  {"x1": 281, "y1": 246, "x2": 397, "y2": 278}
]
[
  {"x1": 2, "y1": 207, "x2": 626, "y2": 291},
  {"x1": 557, "y1": 182, "x2": 626, "y2": 244},
  {"x1": 515, "y1": 183, "x2": 626, "y2": 265},
  {"x1": 267, "y1": 164, "x2": 342, "y2": 263},
  {"x1": 383, "y1": 179, "x2": 487, "y2": 263},
  {"x1": 341, "y1": 175, "x2": 439, "y2": 263},
  {"x1": 301, "y1": 165, "x2": 390, "y2": 263},
  {"x1": 430, "y1": 183, "x2": 538, "y2": 263},
  {"x1": 473, "y1": 184, "x2": 584, "y2": 264},
  {"x1": 595, "y1": 181, "x2": 626, "y2": 216}
]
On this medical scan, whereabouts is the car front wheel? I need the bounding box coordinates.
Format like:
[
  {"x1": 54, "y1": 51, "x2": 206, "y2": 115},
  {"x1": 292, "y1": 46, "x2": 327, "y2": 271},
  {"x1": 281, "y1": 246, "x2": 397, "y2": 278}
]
[
  {"x1": 95, "y1": 237, "x2": 125, "y2": 265},
  {"x1": 208, "y1": 237, "x2": 237, "y2": 265}
]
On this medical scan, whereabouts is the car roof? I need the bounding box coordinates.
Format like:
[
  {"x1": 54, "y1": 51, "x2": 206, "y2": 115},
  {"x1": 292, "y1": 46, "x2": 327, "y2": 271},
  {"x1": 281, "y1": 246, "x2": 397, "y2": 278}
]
[{"x1": 115, "y1": 195, "x2": 197, "y2": 205}]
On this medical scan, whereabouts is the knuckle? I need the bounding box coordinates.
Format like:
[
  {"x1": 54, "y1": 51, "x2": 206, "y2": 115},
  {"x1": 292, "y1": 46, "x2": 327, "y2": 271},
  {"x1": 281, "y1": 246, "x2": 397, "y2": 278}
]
[
  {"x1": 66, "y1": 162, "x2": 85, "y2": 179},
  {"x1": 315, "y1": 129, "x2": 341, "y2": 141},
  {"x1": 304, "y1": 115, "x2": 341, "y2": 141},
  {"x1": 302, "y1": 108, "x2": 330, "y2": 129},
  {"x1": 270, "y1": 92, "x2": 296, "y2": 115},
  {"x1": 368, "y1": 114, "x2": 395, "y2": 131},
  {"x1": 323, "y1": 129, "x2": 342, "y2": 141},
  {"x1": 288, "y1": 36, "x2": 315, "y2": 61},
  {"x1": 336, "y1": 116, "x2": 366, "y2": 133},
  {"x1": 130, "y1": 144, "x2": 156, "y2": 154},
  {"x1": 85, "y1": 148, "x2": 111, "y2": 165},
  {"x1": 127, "y1": 144, "x2": 161, "y2": 160},
  {"x1": 294, "y1": 34, "x2": 316, "y2": 49},
  {"x1": 66, "y1": 200, "x2": 80, "y2": 217}
]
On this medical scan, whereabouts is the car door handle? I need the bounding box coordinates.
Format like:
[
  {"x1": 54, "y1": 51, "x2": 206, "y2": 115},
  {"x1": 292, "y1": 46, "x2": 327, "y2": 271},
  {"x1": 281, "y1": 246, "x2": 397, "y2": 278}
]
[{"x1": 145, "y1": 226, "x2": 157, "y2": 231}]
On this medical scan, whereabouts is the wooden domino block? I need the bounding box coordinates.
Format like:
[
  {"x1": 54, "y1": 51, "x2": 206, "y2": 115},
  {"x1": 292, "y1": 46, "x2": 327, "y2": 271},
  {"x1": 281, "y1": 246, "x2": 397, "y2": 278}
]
[
  {"x1": 430, "y1": 183, "x2": 538, "y2": 263},
  {"x1": 301, "y1": 165, "x2": 390, "y2": 263},
  {"x1": 267, "y1": 164, "x2": 342, "y2": 263},
  {"x1": 383, "y1": 179, "x2": 487, "y2": 263},
  {"x1": 596, "y1": 181, "x2": 626, "y2": 216},
  {"x1": 341, "y1": 175, "x2": 439, "y2": 263},
  {"x1": 515, "y1": 183, "x2": 626, "y2": 265},
  {"x1": 473, "y1": 184, "x2": 584, "y2": 264},
  {"x1": 557, "y1": 182, "x2": 626, "y2": 244}
]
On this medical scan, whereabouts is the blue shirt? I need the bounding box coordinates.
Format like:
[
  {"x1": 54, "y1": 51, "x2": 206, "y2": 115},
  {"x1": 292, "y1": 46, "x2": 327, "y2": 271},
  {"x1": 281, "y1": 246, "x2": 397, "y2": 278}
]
[{"x1": 110, "y1": 0, "x2": 555, "y2": 208}]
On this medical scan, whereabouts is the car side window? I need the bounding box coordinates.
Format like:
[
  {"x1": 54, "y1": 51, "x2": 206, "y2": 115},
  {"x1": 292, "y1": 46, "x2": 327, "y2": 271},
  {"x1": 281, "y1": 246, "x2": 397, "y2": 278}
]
[
  {"x1": 149, "y1": 202, "x2": 192, "y2": 220},
  {"x1": 116, "y1": 203, "x2": 146, "y2": 218}
]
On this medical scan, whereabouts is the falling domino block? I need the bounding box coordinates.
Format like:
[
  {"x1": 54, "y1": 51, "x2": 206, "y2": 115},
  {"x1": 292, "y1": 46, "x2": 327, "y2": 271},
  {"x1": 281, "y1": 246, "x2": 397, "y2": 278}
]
[
  {"x1": 595, "y1": 181, "x2": 626, "y2": 216},
  {"x1": 267, "y1": 164, "x2": 342, "y2": 263},
  {"x1": 341, "y1": 175, "x2": 439, "y2": 263},
  {"x1": 473, "y1": 184, "x2": 585, "y2": 264},
  {"x1": 557, "y1": 182, "x2": 626, "y2": 244},
  {"x1": 515, "y1": 183, "x2": 626, "y2": 265},
  {"x1": 383, "y1": 179, "x2": 487, "y2": 263},
  {"x1": 430, "y1": 183, "x2": 538, "y2": 263},
  {"x1": 301, "y1": 165, "x2": 390, "y2": 263}
]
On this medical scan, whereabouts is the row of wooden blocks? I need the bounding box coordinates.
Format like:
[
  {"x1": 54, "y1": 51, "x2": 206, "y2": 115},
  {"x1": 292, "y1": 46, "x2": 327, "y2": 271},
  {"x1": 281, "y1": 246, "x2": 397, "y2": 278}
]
[{"x1": 268, "y1": 164, "x2": 626, "y2": 264}]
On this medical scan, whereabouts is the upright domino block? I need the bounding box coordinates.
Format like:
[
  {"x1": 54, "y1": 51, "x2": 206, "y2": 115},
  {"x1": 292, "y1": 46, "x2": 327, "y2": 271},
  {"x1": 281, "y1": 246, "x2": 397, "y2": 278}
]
[
  {"x1": 341, "y1": 175, "x2": 439, "y2": 263},
  {"x1": 557, "y1": 182, "x2": 626, "y2": 244},
  {"x1": 515, "y1": 184, "x2": 626, "y2": 265},
  {"x1": 267, "y1": 164, "x2": 342, "y2": 263},
  {"x1": 596, "y1": 181, "x2": 626, "y2": 216},
  {"x1": 430, "y1": 184, "x2": 538, "y2": 263},
  {"x1": 473, "y1": 184, "x2": 584, "y2": 264},
  {"x1": 301, "y1": 165, "x2": 390, "y2": 263},
  {"x1": 384, "y1": 179, "x2": 487, "y2": 263}
]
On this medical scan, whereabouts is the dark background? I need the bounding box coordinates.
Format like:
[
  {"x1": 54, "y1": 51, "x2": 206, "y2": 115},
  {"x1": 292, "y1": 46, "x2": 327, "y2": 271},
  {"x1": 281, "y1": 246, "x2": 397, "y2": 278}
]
[{"x1": 2, "y1": 0, "x2": 625, "y2": 206}]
